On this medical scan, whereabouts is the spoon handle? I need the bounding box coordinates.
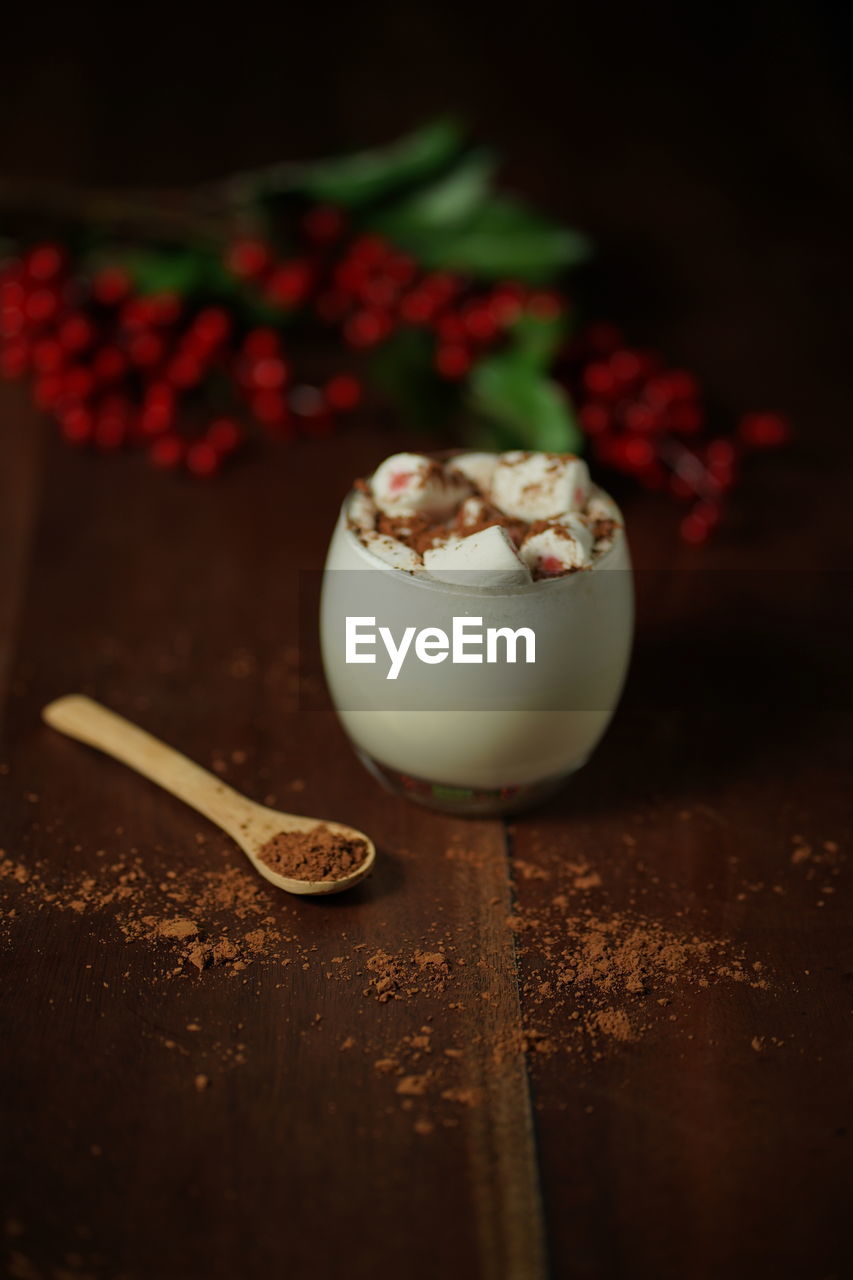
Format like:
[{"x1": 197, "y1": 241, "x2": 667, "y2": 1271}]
[{"x1": 42, "y1": 694, "x2": 256, "y2": 841}]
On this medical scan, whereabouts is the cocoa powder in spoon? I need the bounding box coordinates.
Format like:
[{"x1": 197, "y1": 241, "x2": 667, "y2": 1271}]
[{"x1": 257, "y1": 824, "x2": 368, "y2": 882}]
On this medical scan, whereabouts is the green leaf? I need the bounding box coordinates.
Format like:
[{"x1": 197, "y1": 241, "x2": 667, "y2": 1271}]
[
  {"x1": 370, "y1": 149, "x2": 497, "y2": 239},
  {"x1": 506, "y1": 311, "x2": 569, "y2": 368},
  {"x1": 109, "y1": 247, "x2": 213, "y2": 296},
  {"x1": 368, "y1": 328, "x2": 458, "y2": 430},
  {"x1": 467, "y1": 352, "x2": 582, "y2": 453},
  {"x1": 293, "y1": 117, "x2": 466, "y2": 209},
  {"x1": 389, "y1": 196, "x2": 591, "y2": 283}
]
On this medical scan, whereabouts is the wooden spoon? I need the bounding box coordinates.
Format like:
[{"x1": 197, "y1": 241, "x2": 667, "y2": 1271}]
[{"x1": 42, "y1": 695, "x2": 375, "y2": 897}]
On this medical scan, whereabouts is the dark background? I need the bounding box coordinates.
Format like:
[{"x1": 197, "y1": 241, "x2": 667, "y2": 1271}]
[
  {"x1": 2, "y1": 6, "x2": 853, "y2": 1279},
  {"x1": 2, "y1": 0, "x2": 852, "y2": 431}
]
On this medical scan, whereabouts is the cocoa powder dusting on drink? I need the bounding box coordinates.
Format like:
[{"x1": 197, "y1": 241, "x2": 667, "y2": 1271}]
[{"x1": 257, "y1": 825, "x2": 368, "y2": 881}]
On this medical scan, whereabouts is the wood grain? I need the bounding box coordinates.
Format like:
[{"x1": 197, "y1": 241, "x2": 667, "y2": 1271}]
[
  {"x1": 1, "y1": 395, "x2": 852, "y2": 1280},
  {"x1": 0, "y1": 420, "x2": 547, "y2": 1280}
]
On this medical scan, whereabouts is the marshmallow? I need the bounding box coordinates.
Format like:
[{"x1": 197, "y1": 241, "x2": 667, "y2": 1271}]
[
  {"x1": 457, "y1": 496, "x2": 492, "y2": 529},
  {"x1": 490, "y1": 452, "x2": 591, "y2": 521},
  {"x1": 586, "y1": 486, "x2": 616, "y2": 522},
  {"x1": 519, "y1": 517, "x2": 593, "y2": 577},
  {"x1": 447, "y1": 452, "x2": 498, "y2": 495},
  {"x1": 371, "y1": 453, "x2": 470, "y2": 519},
  {"x1": 348, "y1": 489, "x2": 377, "y2": 533},
  {"x1": 423, "y1": 525, "x2": 531, "y2": 588},
  {"x1": 362, "y1": 532, "x2": 423, "y2": 572}
]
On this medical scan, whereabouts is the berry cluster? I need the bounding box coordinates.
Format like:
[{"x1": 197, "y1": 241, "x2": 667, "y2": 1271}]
[
  {"x1": 561, "y1": 323, "x2": 791, "y2": 543},
  {"x1": 0, "y1": 211, "x2": 791, "y2": 541},
  {"x1": 226, "y1": 207, "x2": 565, "y2": 381},
  {"x1": 0, "y1": 240, "x2": 362, "y2": 477}
]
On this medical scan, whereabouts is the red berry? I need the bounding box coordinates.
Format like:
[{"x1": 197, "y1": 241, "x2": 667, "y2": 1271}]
[
  {"x1": 59, "y1": 405, "x2": 94, "y2": 447},
  {"x1": 185, "y1": 441, "x2": 221, "y2": 477},
  {"x1": 225, "y1": 239, "x2": 272, "y2": 280},
  {"x1": 145, "y1": 380, "x2": 174, "y2": 405},
  {"x1": 92, "y1": 267, "x2": 131, "y2": 307},
  {"x1": 707, "y1": 465, "x2": 736, "y2": 494},
  {"x1": 646, "y1": 370, "x2": 699, "y2": 407},
  {"x1": 242, "y1": 328, "x2": 280, "y2": 359},
  {"x1": 167, "y1": 354, "x2": 203, "y2": 389},
  {"x1": 738, "y1": 412, "x2": 790, "y2": 449},
  {"x1": 147, "y1": 292, "x2": 182, "y2": 327},
  {"x1": 0, "y1": 307, "x2": 25, "y2": 340},
  {"x1": 25, "y1": 288, "x2": 60, "y2": 325},
  {"x1": 34, "y1": 373, "x2": 64, "y2": 410},
  {"x1": 462, "y1": 302, "x2": 499, "y2": 344},
  {"x1": 266, "y1": 260, "x2": 313, "y2": 308},
  {"x1": 139, "y1": 395, "x2": 174, "y2": 436},
  {"x1": 124, "y1": 292, "x2": 180, "y2": 330},
  {"x1": 0, "y1": 340, "x2": 29, "y2": 378},
  {"x1": 206, "y1": 418, "x2": 243, "y2": 455},
  {"x1": 191, "y1": 306, "x2": 232, "y2": 349},
  {"x1": 0, "y1": 278, "x2": 26, "y2": 309},
  {"x1": 302, "y1": 205, "x2": 347, "y2": 245},
  {"x1": 249, "y1": 355, "x2": 288, "y2": 391},
  {"x1": 251, "y1": 390, "x2": 289, "y2": 427},
  {"x1": 680, "y1": 511, "x2": 712, "y2": 545},
  {"x1": 399, "y1": 289, "x2": 441, "y2": 325},
  {"x1": 62, "y1": 365, "x2": 95, "y2": 401},
  {"x1": 579, "y1": 402, "x2": 612, "y2": 436},
  {"x1": 349, "y1": 235, "x2": 390, "y2": 266},
  {"x1": 623, "y1": 403, "x2": 660, "y2": 434},
  {"x1": 360, "y1": 276, "x2": 401, "y2": 309},
  {"x1": 344, "y1": 308, "x2": 392, "y2": 349},
  {"x1": 620, "y1": 436, "x2": 655, "y2": 470},
  {"x1": 58, "y1": 313, "x2": 95, "y2": 354},
  {"x1": 94, "y1": 407, "x2": 128, "y2": 451},
  {"x1": 148, "y1": 434, "x2": 185, "y2": 470},
  {"x1": 92, "y1": 347, "x2": 128, "y2": 384},
  {"x1": 324, "y1": 374, "x2": 362, "y2": 412},
  {"x1": 32, "y1": 338, "x2": 65, "y2": 374},
  {"x1": 435, "y1": 343, "x2": 473, "y2": 380},
  {"x1": 383, "y1": 253, "x2": 418, "y2": 287},
  {"x1": 128, "y1": 331, "x2": 165, "y2": 368},
  {"x1": 692, "y1": 499, "x2": 722, "y2": 530},
  {"x1": 610, "y1": 349, "x2": 644, "y2": 390},
  {"x1": 583, "y1": 362, "x2": 618, "y2": 399},
  {"x1": 706, "y1": 438, "x2": 737, "y2": 468},
  {"x1": 421, "y1": 272, "x2": 462, "y2": 303},
  {"x1": 25, "y1": 243, "x2": 66, "y2": 282},
  {"x1": 436, "y1": 312, "x2": 466, "y2": 343},
  {"x1": 334, "y1": 257, "x2": 370, "y2": 295},
  {"x1": 489, "y1": 284, "x2": 526, "y2": 325}
]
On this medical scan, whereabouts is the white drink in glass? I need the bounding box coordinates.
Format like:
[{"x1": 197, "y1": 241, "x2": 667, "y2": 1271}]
[{"x1": 320, "y1": 483, "x2": 634, "y2": 815}]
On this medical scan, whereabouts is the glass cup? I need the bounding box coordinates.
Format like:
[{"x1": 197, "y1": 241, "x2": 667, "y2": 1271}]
[{"x1": 320, "y1": 485, "x2": 634, "y2": 816}]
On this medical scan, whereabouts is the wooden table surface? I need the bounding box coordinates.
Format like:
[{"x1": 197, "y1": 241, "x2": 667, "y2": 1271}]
[
  {"x1": 1, "y1": 370, "x2": 851, "y2": 1279},
  {"x1": 2, "y1": 8, "x2": 853, "y2": 1275}
]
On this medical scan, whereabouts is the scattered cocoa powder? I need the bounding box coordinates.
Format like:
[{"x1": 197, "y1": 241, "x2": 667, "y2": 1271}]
[
  {"x1": 1, "y1": 818, "x2": 831, "y2": 1128},
  {"x1": 257, "y1": 825, "x2": 368, "y2": 882}
]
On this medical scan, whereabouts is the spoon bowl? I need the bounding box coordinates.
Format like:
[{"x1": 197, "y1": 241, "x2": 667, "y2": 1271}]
[{"x1": 42, "y1": 695, "x2": 375, "y2": 897}]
